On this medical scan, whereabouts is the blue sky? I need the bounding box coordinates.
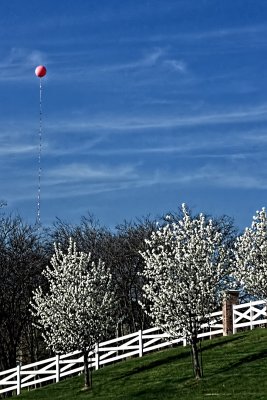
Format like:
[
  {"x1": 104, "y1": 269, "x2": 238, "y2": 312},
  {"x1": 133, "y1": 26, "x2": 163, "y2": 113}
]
[{"x1": 1, "y1": 0, "x2": 267, "y2": 230}]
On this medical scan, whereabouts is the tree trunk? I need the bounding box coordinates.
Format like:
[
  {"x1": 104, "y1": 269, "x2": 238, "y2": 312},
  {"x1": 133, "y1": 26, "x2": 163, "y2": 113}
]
[
  {"x1": 83, "y1": 349, "x2": 92, "y2": 390},
  {"x1": 191, "y1": 336, "x2": 202, "y2": 379}
]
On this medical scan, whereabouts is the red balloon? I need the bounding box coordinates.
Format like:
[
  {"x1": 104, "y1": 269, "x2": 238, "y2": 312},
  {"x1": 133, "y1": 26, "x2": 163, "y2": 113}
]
[{"x1": 35, "y1": 65, "x2": 47, "y2": 78}]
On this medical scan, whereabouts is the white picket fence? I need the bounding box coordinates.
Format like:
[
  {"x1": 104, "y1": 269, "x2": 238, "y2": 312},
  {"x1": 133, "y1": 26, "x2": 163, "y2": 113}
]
[
  {"x1": 233, "y1": 299, "x2": 267, "y2": 333},
  {"x1": 0, "y1": 300, "x2": 266, "y2": 397},
  {"x1": 0, "y1": 310, "x2": 223, "y2": 396}
]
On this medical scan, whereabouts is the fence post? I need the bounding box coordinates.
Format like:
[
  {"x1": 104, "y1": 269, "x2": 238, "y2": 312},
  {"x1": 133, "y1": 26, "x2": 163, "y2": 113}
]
[
  {"x1": 138, "y1": 330, "x2": 143, "y2": 357},
  {"x1": 250, "y1": 302, "x2": 254, "y2": 330},
  {"x1": 222, "y1": 290, "x2": 239, "y2": 336},
  {"x1": 16, "y1": 364, "x2": 21, "y2": 395},
  {"x1": 95, "y1": 343, "x2": 99, "y2": 370},
  {"x1": 55, "y1": 354, "x2": 60, "y2": 383}
]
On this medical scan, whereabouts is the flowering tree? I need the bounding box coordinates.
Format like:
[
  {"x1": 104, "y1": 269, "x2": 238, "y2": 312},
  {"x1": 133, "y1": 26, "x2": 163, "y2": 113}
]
[
  {"x1": 31, "y1": 238, "x2": 115, "y2": 390},
  {"x1": 233, "y1": 208, "x2": 267, "y2": 299},
  {"x1": 140, "y1": 204, "x2": 229, "y2": 379}
]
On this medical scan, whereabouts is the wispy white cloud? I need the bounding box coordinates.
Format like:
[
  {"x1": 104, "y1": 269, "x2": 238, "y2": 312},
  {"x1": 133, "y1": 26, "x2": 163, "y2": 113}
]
[
  {"x1": 184, "y1": 167, "x2": 267, "y2": 190},
  {"x1": 0, "y1": 46, "x2": 186, "y2": 83},
  {"x1": 99, "y1": 48, "x2": 164, "y2": 72},
  {"x1": 0, "y1": 143, "x2": 36, "y2": 155},
  {"x1": 45, "y1": 162, "x2": 138, "y2": 184},
  {"x1": 41, "y1": 167, "x2": 267, "y2": 201},
  {"x1": 189, "y1": 25, "x2": 267, "y2": 41},
  {"x1": 45, "y1": 103, "x2": 267, "y2": 134},
  {"x1": 2, "y1": 160, "x2": 140, "y2": 203},
  {"x1": 151, "y1": 162, "x2": 267, "y2": 191},
  {"x1": 163, "y1": 59, "x2": 187, "y2": 73},
  {"x1": 4, "y1": 155, "x2": 267, "y2": 207},
  {"x1": 0, "y1": 48, "x2": 45, "y2": 68},
  {"x1": 244, "y1": 133, "x2": 267, "y2": 143},
  {"x1": 46, "y1": 47, "x2": 185, "y2": 77},
  {"x1": 134, "y1": 167, "x2": 267, "y2": 191},
  {"x1": 0, "y1": 48, "x2": 47, "y2": 81},
  {"x1": 148, "y1": 24, "x2": 267, "y2": 43},
  {"x1": 0, "y1": 107, "x2": 266, "y2": 164}
]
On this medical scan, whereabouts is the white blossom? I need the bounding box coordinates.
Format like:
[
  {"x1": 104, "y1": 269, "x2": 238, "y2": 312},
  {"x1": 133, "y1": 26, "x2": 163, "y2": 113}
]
[
  {"x1": 140, "y1": 204, "x2": 230, "y2": 378},
  {"x1": 30, "y1": 238, "x2": 115, "y2": 389},
  {"x1": 233, "y1": 207, "x2": 267, "y2": 299}
]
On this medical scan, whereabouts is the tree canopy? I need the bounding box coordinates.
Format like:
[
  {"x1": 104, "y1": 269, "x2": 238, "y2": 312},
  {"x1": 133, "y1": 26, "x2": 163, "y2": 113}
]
[
  {"x1": 234, "y1": 207, "x2": 267, "y2": 299},
  {"x1": 31, "y1": 238, "x2": 115, "y2": 389},
  {"x1": 140, "y1": 204, "x2": 230, "y2": 378}
]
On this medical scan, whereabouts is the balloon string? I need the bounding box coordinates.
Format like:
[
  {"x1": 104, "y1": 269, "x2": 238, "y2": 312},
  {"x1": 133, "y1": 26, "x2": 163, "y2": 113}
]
[{"x1": 37, "y1": 78, "x2": 42, "y2": 228}]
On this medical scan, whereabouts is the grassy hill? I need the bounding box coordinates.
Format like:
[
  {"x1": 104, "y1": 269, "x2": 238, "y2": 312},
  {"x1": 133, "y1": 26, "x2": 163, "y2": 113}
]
[{"x1": 18, "y1": 328, "x2": 267, "y2": 400}]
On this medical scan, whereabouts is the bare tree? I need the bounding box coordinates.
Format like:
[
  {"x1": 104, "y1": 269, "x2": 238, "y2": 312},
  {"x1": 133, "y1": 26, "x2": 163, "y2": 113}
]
[
  {"x1": 0, "y1": 215, "x2": 47, "y2": 371},
  {"x1": 50, "y1": 214, "x2": 157, "y2": 334},
  {"x1": 111, "y1": 217, "x2": 157, "y2": 334},
  {"x1": 50, "y1": 214, "x2": 111, "y2": 261}
]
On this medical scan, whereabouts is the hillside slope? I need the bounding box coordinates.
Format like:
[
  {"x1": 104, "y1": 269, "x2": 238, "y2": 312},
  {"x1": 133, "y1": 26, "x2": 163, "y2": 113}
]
[{"x1": 18, "y1": 328, "x2": 267, "y2": 400}]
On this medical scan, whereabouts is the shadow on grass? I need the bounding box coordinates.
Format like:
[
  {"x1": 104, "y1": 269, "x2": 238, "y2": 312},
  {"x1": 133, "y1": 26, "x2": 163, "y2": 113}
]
[
  {"x1": 118, "y1": 350, "x2": 190, "y2": 379},
  {"x1": 215, "y1": 348, "x2": 267, "y2": 375},
  {"x1": 201, "y1": 334, "x2": 245, "y2": 352},
  {"x1": 118, "y1": 335, "x2": 246, "y2": 380}
]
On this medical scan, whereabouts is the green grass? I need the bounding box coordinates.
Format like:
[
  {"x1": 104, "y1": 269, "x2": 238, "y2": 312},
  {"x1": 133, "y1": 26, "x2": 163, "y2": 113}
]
[{"x1": 18, "y1": 329, "x2": 267, "y2": 399}]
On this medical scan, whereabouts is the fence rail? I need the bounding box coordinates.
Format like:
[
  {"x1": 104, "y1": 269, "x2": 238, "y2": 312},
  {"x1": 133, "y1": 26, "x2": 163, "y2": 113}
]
[
  {"x1": 3, "y1": 300, "x2": 266, "y2": 397},
  {"x1": 0, "y1": 309, "x2": 223, "y2": 396},
  {"x1": 233, "y1": 299, "x2": 267, "y2": 333}
]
